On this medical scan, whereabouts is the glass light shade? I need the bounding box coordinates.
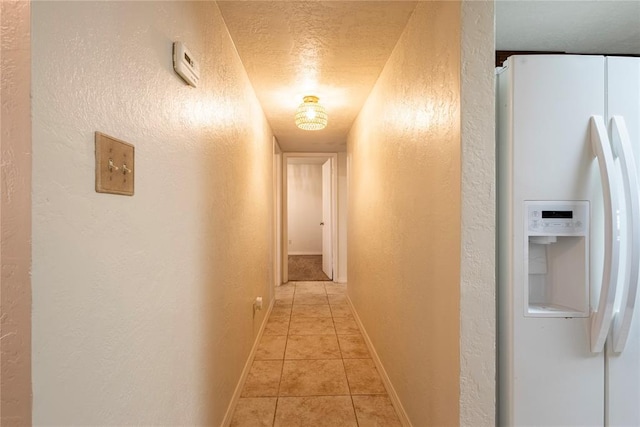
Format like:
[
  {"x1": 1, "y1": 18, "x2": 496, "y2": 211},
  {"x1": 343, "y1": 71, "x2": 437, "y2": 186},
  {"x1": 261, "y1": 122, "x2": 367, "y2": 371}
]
[{"x1": 295, "y1": 95, "x2": 328, "y2": 131}]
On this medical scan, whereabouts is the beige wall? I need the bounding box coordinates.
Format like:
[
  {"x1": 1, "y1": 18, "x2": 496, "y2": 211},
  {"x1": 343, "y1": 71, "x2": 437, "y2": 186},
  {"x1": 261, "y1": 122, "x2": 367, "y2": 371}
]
[
  {"x1": 0, "y1": 1, "x2": 32, "y2": 425},
  {"x1": 337, "y1": 152, "x2": 348, "y2": 283},
  {"x1": 31, "y1": 2, "x2": 273, "y2": 424},
  {"x1": 460, "y1": 1, "x2": 496, "y2": 425},
  {"x1": 347, "y1": 2, "x2": 461, "y2": 426}
]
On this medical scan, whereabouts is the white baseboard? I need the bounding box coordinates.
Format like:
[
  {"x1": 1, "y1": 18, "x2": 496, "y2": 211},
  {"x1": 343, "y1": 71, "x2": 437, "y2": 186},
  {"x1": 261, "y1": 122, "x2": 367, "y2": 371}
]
[
  {"x1": 346, "y1": 296, "x2": 413, "y2": 427},
  {"x1": 220, "y1": 299, "x2": 275, "y2": 427},
  {"x1": 287, "y1": 251, "x2": 322, "y2": 256}
]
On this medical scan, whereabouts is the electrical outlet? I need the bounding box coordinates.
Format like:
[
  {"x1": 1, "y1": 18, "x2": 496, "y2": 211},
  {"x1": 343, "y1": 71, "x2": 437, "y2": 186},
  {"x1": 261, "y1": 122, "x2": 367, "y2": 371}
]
[{"x1": 95, "y1": 132, "x2": 134, "y2": 196}]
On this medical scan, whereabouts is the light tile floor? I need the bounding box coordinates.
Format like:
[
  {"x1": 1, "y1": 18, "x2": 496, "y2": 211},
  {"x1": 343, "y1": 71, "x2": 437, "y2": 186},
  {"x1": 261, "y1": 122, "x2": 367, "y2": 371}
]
[{"x1": 230, "y1": 281, "x2": 402, "y2": 427}]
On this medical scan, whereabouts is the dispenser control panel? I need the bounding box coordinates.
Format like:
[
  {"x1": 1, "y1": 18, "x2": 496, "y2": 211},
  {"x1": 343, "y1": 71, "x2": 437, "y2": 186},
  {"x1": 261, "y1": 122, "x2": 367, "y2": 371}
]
[
  {"x1": 524, "y1": 200, "x2": 590, "y2": 318},
  {"x1": 526, "y1": 201, "x2": 589, "y2": 235}
]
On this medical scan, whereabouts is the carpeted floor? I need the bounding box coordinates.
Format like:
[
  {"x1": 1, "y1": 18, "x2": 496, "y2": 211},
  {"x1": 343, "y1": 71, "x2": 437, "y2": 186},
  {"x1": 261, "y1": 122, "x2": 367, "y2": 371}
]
[{"x1": 288, "y1": 255, "x2": 331, "y2": 281}]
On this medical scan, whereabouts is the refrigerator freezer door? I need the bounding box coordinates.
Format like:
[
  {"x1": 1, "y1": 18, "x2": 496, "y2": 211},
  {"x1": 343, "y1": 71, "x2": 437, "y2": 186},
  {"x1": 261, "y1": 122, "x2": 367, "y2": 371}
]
[
  {"x1": 498, "y1": 55, "x2": 606, "y2": 427},
  {"x1": 606, "y1": 56, "x2": 640, "y2": 427}
]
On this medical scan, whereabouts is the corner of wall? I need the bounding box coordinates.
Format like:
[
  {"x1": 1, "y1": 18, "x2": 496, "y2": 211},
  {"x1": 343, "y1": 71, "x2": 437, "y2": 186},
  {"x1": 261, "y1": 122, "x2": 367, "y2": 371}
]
[
  {"x1": 460, "y1": 1, "x2": 496, "y2": 426},
  {"x1": 1, "y1": 1, "x2": 33, "y2": 425},
  {"x1": 337, "y1": 152, "x2": 348, "y2": 283}
]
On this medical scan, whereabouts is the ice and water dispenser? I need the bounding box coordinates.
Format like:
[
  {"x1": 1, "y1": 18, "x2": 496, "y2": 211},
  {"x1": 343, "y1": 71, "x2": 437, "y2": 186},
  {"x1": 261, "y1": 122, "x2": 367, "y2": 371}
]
[{"x1": 525, "y1": 201, "x2": 589, "y2": 317}]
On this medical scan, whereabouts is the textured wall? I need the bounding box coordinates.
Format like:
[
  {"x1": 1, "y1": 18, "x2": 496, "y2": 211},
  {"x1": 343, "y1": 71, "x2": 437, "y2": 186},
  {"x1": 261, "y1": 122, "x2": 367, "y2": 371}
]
[
  {"x1": 31, "y1": 2, "x2": 273, "y2": 424},
  {"x1": 0, "y1": 1, "x2": 32, "y2": 425},
  {"x1": 337, "y1": 152, "x2": 348, "y2": 283},
  {"x1": 347, "y1": 2, "x2": 461, "y2": 425},
  {"x1": 460, "y1": 2, "x2": 496, "y2": 425},
  {"x1": 287, "y1": 164, "x2": 323, "y2": 255}
]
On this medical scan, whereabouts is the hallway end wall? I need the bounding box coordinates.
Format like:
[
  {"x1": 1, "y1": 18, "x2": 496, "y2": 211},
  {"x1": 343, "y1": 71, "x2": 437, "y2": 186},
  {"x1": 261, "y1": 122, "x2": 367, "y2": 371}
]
[
  {"x1": 287, "y1": 163, "x2": 323, "y2": 255},
  {"x1": 31, "y1": 2, "x2": 273, "y2": 425},
  {"x1": 347, "y1": 2, "x2": 461, "y2": 426}
]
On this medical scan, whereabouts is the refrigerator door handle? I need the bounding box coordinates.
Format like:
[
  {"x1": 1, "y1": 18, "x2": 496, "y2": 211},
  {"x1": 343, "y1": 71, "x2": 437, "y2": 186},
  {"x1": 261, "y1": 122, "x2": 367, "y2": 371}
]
[
  {"x1": 590, "y1": 115, "x2": 622, "y2": 353},
  {"x1": 610, "y1": 116, "x2": 640, "y2": 353}
]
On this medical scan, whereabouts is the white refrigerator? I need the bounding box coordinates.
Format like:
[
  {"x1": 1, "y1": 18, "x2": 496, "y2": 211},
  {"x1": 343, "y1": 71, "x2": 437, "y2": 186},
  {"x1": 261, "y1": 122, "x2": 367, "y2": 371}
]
[{"x1": 497, "y1": 55, "x2": 640, "y2": 426}]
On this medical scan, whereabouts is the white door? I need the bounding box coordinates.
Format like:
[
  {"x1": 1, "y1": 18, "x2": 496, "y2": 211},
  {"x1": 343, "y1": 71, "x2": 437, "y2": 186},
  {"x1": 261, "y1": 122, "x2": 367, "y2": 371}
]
[
  {"x1": 605, "y1": 56, "x2": 640, "y2": 427},
  {"x1": 322, "y1": 159, "x2": 332, "y2": 279}
]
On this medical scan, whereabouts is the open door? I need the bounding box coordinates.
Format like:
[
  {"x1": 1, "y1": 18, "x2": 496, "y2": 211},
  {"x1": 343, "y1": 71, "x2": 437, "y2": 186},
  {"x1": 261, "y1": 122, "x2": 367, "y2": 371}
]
[
  {"x1": 283, "y1": 153, "x2": 338, "y2": 283},
  {"x1": 322, "y1": 159, "x2": 333, "y2": 279}
]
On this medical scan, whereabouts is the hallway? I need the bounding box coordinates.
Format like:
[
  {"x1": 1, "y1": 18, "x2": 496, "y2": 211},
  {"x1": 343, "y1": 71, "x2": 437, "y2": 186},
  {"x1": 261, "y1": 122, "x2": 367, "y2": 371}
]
[
  {"x1": 7, "y1": 1, "x2": 496, "y2": 425},
  {"x1": 230, "y1": 282, "x2": 401, "y2": 426}
]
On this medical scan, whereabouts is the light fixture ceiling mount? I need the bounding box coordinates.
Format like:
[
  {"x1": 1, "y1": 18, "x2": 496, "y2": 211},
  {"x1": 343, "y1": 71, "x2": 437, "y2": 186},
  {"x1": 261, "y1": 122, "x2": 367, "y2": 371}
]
[{"x1": 295, "y1": 95, "x2": 328, "y2": 131}]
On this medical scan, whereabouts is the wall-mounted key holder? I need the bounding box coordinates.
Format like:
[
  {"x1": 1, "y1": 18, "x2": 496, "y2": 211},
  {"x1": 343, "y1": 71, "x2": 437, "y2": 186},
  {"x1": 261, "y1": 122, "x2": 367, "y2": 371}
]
[{"x1": 95, "y1": 132, "x2": 135, "y2": 196}]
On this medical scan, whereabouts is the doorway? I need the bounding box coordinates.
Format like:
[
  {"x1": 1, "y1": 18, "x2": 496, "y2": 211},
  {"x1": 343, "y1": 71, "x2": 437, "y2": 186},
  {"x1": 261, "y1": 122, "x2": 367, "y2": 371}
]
[{"x1": 282, "y1": 153, "x2": 338, "y2": 283}]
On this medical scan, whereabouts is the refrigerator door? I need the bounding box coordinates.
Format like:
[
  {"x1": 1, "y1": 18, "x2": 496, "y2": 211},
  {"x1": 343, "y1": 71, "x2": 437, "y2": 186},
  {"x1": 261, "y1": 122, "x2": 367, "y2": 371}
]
[
  {"x1": 610, "y1": 116, "x2": 640, "y2": 353},
  {"x1": 606, "y1": 56, "x2": 640, "y2": 427},
  {"x1": 498, "y1": 55, "x2": 606, "y2": 426}
]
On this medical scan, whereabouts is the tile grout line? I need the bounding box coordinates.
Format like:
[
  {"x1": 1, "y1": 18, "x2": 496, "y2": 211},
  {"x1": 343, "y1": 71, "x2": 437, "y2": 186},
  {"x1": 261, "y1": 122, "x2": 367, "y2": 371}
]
[
  {"x1": 271, "y1": 398, "x2": 279, "y2": 427},
  {"x1": 249, "y1": 282, "x2": 362, "y2": 426},
  {"x1": 351, "y1": 394, "x2": 361, "y2": 427},
  {"x1": 277, "y1": 393, "x2": 355, "y2": 397},
  {"x1": 332, "y1": 281, "x2": 362, "y2": 427},
  {"x1": 276, "y1": 282, "x2": 296, "y2": 396},
  {"x1": 273, "y1": 281, "x2": 297, "y2": 425},
  {"x1": 347, "y1": 293, "x2": 363, "y2": 427},
  {"x1": 324, "y1": 285, "x2": 360, "y2": 426}
]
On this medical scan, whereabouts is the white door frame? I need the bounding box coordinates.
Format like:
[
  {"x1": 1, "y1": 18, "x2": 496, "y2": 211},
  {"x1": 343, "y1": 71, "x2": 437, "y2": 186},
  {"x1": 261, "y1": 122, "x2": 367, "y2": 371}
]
[
  {"x1": 282, "y1": 152, "x2": 338, "y2": 283},
  {"x1": 321, "y1": 159, "x2": 333, "y2": 279},
  {"x1": 273, "y1": 138, "x2": 283, "y2": 288}
]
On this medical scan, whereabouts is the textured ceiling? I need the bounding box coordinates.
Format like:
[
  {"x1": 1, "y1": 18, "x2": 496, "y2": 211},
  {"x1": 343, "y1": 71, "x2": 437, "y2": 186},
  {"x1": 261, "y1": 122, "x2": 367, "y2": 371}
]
[
  {"x1": 497, "y1": 1, "x2": 640, "y2": 54},
  {"x1": 218, "y1": 1, "x2": 417, "y2": 152}
]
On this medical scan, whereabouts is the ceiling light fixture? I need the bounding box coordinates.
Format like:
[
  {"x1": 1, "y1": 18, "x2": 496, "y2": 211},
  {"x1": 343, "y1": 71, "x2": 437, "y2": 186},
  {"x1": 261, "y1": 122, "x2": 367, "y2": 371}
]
[{"x1": 295, "y1": 95, "x2": 328, "y2": 131}]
